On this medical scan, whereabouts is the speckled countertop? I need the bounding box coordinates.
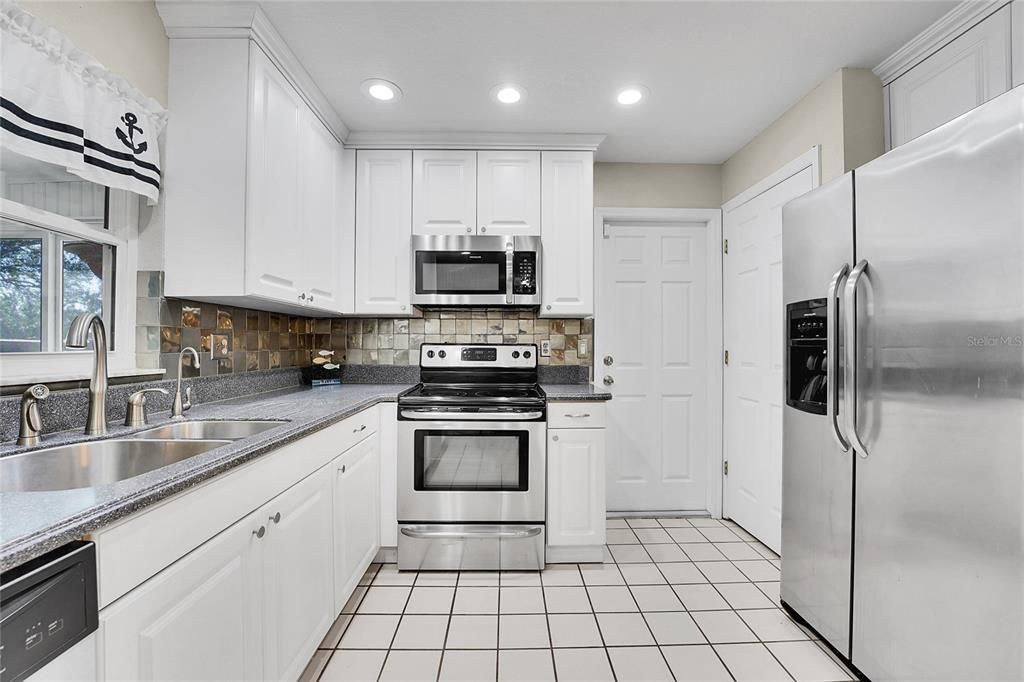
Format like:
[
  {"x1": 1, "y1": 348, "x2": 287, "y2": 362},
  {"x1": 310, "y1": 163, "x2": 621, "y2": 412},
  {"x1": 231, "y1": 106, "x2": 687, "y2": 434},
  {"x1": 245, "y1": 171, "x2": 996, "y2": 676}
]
[
  {"x1": 0, "y1": 384, "x2": 410, "y2": 572},
  {"x1": 0, "y1": 381, "x2": 610, "y2": 572}
]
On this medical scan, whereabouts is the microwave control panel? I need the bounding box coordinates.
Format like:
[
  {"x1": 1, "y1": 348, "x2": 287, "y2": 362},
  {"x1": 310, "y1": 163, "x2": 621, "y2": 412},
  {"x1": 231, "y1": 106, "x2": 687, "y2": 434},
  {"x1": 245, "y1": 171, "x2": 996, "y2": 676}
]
[{"x1": 512, "y1": 253, "x2": 537, "y2": 295}]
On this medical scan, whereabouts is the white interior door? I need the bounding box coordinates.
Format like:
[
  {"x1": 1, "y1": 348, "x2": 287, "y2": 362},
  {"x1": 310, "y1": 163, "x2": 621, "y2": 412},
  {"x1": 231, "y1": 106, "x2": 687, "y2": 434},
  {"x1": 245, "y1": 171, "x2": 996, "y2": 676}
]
[
  {"x1": 723, "y1": 165, "x2": 815, "y2": 553},
  {"x1": 599, "y1": 221, "x2": 712, "y2": 512}
]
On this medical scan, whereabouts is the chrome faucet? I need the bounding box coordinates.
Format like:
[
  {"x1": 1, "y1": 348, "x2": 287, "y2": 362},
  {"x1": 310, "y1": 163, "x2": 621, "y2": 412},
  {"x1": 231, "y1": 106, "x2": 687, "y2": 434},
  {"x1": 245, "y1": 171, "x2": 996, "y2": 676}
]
[
  {"x1": 124, "y1": 387, "x2": 169, "y2": 427},
  {"x1": 171, "y1": 346, "x2": 200, "y2": 419},
  {"x1": 65, "y1": 313, "x2": 108, "y2": 436},
  {"x1": 17, "y1": 384, "x2": 50, "y2": 446}
]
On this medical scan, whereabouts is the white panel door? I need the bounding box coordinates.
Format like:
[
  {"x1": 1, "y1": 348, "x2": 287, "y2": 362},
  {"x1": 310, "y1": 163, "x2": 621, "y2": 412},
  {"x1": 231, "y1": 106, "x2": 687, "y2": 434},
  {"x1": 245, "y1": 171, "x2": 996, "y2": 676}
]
[
  {"x1": 100, "y1": 509, "x2": 264, "y2": 681},
  {"x1": 540, "y1": 151, "x2": 594, "y2": 317},
  {"x1": 600, "y1": 223, "x2": 709, "y2": 511},
  {"x1": 262, "y1": 466, "x2": 335, "y2": 682},
  {"x1": 723, "y1": 167, "x2": 814, "y2": 553},
  {"x1": 300, "y1": 111, "x2": 342, "y2": 312},
  {"x1": 889, "y1": 5, "x2": 1011, "y2": 147},
  {"x1": 412, "y1": 150, "x2": 477, "y2": 235},
  {"x1": 547, "y1": 428, "x2": 606, "y2": 546},
  {"x1": 477, "y1": 151, "x2": 541, "y2": 235},
  {"x1": 246, "y1": 44, "x2": 304, "y2": 305},
  {"x1": 333, "y1": 433, "x2": 382, "y2": 613},
  {"x1": 355, "y1": 150, "x2": 413, "y2": 315}
]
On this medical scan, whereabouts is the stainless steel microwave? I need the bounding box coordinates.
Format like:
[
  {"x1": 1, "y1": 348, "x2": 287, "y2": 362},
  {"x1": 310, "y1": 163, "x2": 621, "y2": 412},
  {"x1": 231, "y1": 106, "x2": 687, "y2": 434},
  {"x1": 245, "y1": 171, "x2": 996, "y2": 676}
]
[{"x1": 411, "y1": 235, "x2": 541, "y2": 307}]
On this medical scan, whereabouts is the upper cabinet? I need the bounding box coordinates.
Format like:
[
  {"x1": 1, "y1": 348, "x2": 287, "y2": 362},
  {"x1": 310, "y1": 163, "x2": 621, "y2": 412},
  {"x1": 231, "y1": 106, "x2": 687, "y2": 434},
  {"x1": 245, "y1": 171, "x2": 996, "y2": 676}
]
[
  {"x1": 413, "y1": 150, "x2": 477, "y2": 235},
  {"x1": 477, "y1": 151, "x2": 541, "y2": 236},
  {"x1": 540, "y1": 151, "x2": 594, "y2": 318},
  {"x1": 355, "y1": 150, "x2": 413, "y2": 316},
  {"x1": 881, "y1": 3, "x2": 1019, "y2": 150},
  {"x1": 164, "y1": 39, "x2": 346, "y2": 314}
]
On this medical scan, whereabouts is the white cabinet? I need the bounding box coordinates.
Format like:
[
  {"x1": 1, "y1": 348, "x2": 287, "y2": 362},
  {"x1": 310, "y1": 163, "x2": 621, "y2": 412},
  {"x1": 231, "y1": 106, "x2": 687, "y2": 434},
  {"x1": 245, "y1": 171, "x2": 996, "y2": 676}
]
[
  {"x1": 887, "y1": 5, "x2": 1012, "y2": 148},
  {"x1": 164, "y1": 39, "x2": 343, "y2": 314},
  {"x1": 413, "y1": 150, "x2": 477, "y2": 235},
  {"x1": 547, "y1": 402, "x2": 606, "y2": 562},
  {"x1": 355, "y1": 150, "x2": 413, "y2": 316},
  {"x1": 100, "y1": 506, "x2": 264, "y2": 681},
  {"x1": 333, "y1": 433, "x2": 381, "y2": 612},
  {"x1": 262, "y1": 466, "x2": 335, "y2": 682},
  {"x1": 540, "y1": 151, "x2": 594, "y2": 317},
  {"x1": 477, "y1": 151, "x2": 541, "y2": 235}
]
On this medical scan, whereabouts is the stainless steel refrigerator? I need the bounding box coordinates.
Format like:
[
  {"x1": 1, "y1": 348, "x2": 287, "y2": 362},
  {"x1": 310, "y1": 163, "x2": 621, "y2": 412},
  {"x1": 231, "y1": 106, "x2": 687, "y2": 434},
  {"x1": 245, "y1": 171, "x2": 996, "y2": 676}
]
[{"x1": 781, "y1": 86, "x2": 1024, "y2": 681}]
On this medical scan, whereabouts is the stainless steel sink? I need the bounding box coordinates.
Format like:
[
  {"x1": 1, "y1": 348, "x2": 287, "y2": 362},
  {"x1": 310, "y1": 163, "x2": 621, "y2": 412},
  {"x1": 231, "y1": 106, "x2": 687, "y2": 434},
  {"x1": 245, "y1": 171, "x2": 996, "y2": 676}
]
[
  {"x1": 132, "y1": 420, "x2": 287, "y2": 441},
  {"x1": 0, "y1": 439, "x2": 231, "y2": 493}
]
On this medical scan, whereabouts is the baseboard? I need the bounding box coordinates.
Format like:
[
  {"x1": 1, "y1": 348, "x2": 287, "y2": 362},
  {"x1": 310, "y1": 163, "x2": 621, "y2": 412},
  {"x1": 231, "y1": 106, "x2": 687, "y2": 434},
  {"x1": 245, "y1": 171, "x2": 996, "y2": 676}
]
[
  {"x1": 375, "y1": 546, "x2": 397, "y2": 564},
  {"x1": 546, "y1": 545, "x2": 605, "y2": 563},
  {"x1": 607, "y1": 511, "x2": 713, "y2": 519}
]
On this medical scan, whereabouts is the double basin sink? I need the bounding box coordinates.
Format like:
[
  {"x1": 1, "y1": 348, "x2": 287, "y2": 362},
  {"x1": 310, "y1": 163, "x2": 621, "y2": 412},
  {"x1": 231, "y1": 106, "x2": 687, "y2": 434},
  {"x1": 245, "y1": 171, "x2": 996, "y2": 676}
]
[{"x1": 1, "y1": 420, "x2": 286, "y2": 494}]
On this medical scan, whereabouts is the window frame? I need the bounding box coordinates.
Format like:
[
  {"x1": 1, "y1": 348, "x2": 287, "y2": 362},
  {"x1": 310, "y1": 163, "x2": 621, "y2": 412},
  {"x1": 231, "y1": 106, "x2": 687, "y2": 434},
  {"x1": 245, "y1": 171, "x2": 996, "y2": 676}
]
[{"x1": 0, "y1": 195, "x2": 146, "y2": 386}]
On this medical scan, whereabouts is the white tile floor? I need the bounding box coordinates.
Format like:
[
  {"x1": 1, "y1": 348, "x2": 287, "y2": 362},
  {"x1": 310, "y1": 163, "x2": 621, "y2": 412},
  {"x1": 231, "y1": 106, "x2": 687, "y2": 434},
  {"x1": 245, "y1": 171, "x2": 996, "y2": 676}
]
[{"x1": 301, "y1": 517, "x2": 856, "y2": 681}]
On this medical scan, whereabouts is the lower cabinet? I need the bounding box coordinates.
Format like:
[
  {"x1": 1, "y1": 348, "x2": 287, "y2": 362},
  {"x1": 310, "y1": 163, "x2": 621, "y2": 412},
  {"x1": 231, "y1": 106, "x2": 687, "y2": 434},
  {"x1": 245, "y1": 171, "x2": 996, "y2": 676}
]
[
  {"x1": 333, "y1": 432, "x2": 381, "y2": 613},
  {"x1": 546, "y1": 403, "x2": 607, "y2": 562}
]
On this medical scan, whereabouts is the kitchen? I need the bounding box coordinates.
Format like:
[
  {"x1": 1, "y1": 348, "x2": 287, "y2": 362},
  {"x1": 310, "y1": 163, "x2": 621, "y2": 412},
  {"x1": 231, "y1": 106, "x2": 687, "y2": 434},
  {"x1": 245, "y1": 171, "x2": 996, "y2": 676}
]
[{"x1": 0, "y1": 1, "x2": 1021, "y2": 681}]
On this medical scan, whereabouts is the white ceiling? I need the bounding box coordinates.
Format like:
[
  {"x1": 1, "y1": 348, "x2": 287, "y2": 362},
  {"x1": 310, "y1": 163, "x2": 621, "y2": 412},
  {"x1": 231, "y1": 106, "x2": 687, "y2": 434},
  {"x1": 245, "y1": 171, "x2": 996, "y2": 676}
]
[{"x1": 261, "y1": 1, "x2": 956, "y2": 163}]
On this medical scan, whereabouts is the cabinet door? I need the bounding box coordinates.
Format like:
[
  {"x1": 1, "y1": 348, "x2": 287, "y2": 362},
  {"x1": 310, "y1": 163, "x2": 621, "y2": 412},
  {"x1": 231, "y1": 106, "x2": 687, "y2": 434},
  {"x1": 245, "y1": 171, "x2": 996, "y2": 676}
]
[
  {"x1": 100, "y1": 509, "x2": 264, "y2": 681},
  {"x1": 300, "y1": 111, "x2": 342, "y2": 312},
  {"x1": 246, "y1": 44, "x2": 305, "y2": 305},
  {"x1": 540, "y1": 151, "x2": 594, "y2": 317},
  {"x1": 262, "y1": 466, "x2": 335, "y2": 682},
  {"x1": 547, "y1": 428, "x2": 606, "y2": 546},
  {"x1": 333, "y1": 433, "x2": 382, "y2": 613},
  {"x1": 355, "y1": 150, "x2": 413, "y2": 315},
  {"x1": 889, "y1": 6, "x2": 1011, "y2": 147},
  {"x1": 477, "y1": 151, "x2": 541, "y2": 236},
  {"x1": 413, "y1": 150, "x2": 477, "y2": 235}
]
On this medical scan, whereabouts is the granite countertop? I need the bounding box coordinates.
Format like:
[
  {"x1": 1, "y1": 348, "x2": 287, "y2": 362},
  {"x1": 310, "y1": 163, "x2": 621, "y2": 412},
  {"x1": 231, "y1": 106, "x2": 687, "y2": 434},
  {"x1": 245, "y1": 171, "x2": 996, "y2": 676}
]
[
  {"x1": 542, "y1": 384, "x2": 613, "y2": 400},
  {"x1": 0, "y1": 384, "x2": 410, "y2": 572}
]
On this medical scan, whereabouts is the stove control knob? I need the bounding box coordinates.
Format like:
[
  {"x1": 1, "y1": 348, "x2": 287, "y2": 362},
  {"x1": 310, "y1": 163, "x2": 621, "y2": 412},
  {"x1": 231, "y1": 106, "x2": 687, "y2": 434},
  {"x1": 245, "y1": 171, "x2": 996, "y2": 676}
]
[
  {"x1": 427, "y1": 350, "x2": 435, "y2": 358},
  {"x1": 512, "y1": 351, "x2": 520, "y2": 359},
  {"x1": 523, "y1": 350, "x2": 532, "y2": 359},
  {"x1": 438, "y1": 350, "x2": 447, "y2": 359}
]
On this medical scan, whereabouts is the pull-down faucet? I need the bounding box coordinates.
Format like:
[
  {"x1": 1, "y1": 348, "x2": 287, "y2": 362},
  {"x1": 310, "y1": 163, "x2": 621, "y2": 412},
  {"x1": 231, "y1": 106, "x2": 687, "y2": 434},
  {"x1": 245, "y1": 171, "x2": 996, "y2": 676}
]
[{"x1": 65, "y1": 313, "x2": 109, "y2": 436}]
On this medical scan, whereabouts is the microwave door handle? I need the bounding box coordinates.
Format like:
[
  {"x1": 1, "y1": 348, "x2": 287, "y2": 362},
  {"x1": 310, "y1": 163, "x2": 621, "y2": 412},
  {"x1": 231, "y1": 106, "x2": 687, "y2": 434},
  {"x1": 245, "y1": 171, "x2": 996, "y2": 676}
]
[
  {"x1": 843, "y1": 259, "x2": 871, "y2": 458},
  {"x1": 827, "y1": 263, "x2": 851, "y2": 452},
  {"x1": 506, "y1": 243, "x2": 514, "y2": 304}
]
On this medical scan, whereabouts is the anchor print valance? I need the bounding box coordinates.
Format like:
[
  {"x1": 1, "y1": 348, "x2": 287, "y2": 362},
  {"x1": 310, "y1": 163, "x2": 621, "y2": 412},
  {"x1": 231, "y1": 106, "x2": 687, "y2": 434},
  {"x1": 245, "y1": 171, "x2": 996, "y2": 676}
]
[{"x1": 0, "y1": 2, "x2": 168, "y2": 202}]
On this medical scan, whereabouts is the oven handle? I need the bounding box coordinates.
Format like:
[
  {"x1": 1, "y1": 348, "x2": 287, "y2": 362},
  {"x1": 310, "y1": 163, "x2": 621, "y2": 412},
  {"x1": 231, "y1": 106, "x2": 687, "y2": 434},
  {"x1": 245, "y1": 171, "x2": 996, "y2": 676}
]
[
  {"x1": 400, "y1": 409, "x2": 544, "y2": 421},
  {"x1": 401, "y1": 526, "x2": 543, "y2": 540}
]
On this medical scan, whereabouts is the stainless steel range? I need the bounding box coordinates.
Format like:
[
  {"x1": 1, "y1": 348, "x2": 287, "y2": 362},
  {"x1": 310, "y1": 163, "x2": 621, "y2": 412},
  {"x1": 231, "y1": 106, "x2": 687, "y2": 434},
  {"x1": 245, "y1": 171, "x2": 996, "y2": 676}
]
[{"x1": 397, "y1": 343, "x2": 546, "y2": 571}]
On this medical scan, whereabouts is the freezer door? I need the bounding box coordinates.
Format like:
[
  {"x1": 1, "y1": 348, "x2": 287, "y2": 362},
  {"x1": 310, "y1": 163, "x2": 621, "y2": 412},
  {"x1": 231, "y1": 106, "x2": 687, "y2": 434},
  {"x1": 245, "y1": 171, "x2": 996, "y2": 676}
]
[
  {"x1": 851, "y1": 88, "x2": 1024, "y2": 680},
  {"x1": 780, "y1": 173, "x2": 855, "y2": 657}
]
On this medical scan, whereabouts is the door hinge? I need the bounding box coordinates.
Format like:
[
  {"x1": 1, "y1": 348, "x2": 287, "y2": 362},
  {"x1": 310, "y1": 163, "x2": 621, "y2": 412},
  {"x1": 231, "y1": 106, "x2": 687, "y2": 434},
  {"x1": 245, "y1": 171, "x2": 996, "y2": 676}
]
[
  {"x1": 723, "y1": 350, "x2": 729, "y2": 365},
  {"x1": 723, "y1": 238, "x2": 729, "y2": 254},
  {"x1": 724, "y1": 460, "x2": 729, "y2": 476}
]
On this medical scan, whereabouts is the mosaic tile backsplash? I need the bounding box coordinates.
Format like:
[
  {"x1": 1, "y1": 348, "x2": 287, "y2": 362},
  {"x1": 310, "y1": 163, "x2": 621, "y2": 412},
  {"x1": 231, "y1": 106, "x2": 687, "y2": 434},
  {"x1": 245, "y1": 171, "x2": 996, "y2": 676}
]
[{"x1": 136, "y1": 272, "x2": 594, "y2": 378}]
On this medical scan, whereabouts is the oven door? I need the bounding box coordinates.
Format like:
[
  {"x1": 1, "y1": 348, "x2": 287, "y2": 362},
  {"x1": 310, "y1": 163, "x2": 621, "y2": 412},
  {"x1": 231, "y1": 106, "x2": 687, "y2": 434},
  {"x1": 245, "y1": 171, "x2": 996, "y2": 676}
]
[{"x1": 398, "y1": 418, "x2": 546, "y2": 523}]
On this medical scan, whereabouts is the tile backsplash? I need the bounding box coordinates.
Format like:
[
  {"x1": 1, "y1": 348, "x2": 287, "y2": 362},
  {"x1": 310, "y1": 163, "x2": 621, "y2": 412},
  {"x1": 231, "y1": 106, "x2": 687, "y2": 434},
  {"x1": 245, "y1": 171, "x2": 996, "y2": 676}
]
[{"x1": 136, "y1": 272, "x2": 594, "y2": 378}]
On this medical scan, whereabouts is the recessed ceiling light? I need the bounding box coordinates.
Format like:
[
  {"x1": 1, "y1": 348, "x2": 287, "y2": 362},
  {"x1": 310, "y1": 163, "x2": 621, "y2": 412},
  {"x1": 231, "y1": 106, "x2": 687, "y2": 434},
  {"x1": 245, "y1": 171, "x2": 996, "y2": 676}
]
[
  {"x1": 491, "y1": 84, "x2": 526, "y2": 105},
  {"x1": 617, "y1": 87, "x2": 647, "y2": 105},
  {"x1": 361, "y1": 78, "x2": 402, "y2": 102}
]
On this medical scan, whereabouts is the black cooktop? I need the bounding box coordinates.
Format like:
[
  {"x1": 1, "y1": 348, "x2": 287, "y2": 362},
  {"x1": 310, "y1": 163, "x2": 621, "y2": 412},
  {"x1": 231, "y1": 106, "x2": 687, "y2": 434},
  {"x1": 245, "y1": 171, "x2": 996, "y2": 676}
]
[{"x1": 399, "y1": 382, "x2": 546, "y2": 407}]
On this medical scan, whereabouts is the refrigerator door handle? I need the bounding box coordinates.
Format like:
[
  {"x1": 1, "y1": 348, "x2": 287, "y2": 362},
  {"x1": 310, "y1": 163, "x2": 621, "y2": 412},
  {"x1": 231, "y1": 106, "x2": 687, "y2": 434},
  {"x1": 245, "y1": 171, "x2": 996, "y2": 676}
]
[
  {"x1": 827, "y1": 263, "x2": 851, "y2": 452},
  {"x1": 844, "y1": 259, "x2": 872, "y2": 458}
]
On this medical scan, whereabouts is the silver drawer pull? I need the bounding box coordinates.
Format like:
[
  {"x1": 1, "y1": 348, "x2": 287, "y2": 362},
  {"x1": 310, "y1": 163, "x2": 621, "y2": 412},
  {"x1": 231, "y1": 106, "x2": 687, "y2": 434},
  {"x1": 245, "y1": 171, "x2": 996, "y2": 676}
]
[
  {"x1": 401, "y1": 526, "x2": 542, "y2": 540},
  {"x1": 253, "y1": 526, "x2": 266, "y2": 539},
  {"x1": 353, "y1": 424, "x2": 366, "y2": 433},
  {"x1": 564, "y1": 413, "x2": 591, "y2": 419}
]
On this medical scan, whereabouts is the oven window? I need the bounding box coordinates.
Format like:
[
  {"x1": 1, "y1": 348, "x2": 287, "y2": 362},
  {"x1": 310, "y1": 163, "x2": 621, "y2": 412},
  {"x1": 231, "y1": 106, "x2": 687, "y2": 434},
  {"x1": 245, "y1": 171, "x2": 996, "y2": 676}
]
[
  {"x1": 415, "y1": 252, "x2": 506, "y2": 294},
  {"x1": 414, "y1": 430, "x2": 529, "y2": 491}
]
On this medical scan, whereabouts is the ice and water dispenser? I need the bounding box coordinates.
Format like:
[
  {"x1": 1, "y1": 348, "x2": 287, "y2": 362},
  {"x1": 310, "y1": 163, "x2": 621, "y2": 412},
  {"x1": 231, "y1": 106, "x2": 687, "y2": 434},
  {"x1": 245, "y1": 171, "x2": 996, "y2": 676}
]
[{"x1": 786, "y1": 299, "x2": 828, "y2": 414}]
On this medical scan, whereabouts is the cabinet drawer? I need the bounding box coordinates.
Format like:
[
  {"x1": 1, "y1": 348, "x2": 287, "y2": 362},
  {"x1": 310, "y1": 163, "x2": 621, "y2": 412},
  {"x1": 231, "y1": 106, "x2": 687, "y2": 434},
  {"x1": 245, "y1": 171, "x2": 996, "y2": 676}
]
[
  {"x1": 547, "y1": 402, "x2": 606, "y2": 429},
  {"x1": 334, "y1": 405, "x2": 380, "y2": 454}
]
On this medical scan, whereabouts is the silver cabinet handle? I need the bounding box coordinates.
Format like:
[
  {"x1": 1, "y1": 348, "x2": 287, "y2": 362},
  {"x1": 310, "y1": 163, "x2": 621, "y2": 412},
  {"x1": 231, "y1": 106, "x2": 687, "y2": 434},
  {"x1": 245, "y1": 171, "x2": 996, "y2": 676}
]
[
  {"x1": 401, "y1": 526, "x2": 542, "y2": 540},
  {"x1": 552, "y1": 435, "x2": 559, "y2": 442},
  {"x1": 843, "y1": 259, "x2": 871, "y2": 458},
  {"x1": 564, "y1": 413, "x2": 591, "y2": 419},
  {"x1": 465, "y1": 227, "x2": 472, "y2": 233},
  {"x1": 299, "y1": 293, "x2": 307, "y2": 301},
  {"x1": 353, "y1": 424, "x2": 366, "y2": 433},
  {"x1": 309, "y1": 294, "x2": 314, "y2": 303},
  {"x1": 480, "y1": 226, "x2": 487, "y2": 233},
  {"x1": 339, "y1": 464, "x2": 347, "y2": 474},
  {"x1": 827, "y1": 264, "x2": 851, "y2": 452},
  {"x1": 269, "y1": 512, "x2": 281, "y2": 524},
  {"x1": 253, "y1": 525, "x2": 266, "y2": 539}
]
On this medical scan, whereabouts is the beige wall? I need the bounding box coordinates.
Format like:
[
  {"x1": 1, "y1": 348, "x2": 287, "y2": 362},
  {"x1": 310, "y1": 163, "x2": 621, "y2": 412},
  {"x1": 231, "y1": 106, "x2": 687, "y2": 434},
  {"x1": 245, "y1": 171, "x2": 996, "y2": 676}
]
[
  {"x1": 18, "y1": 1, "x2": 169, "y2": 106},
  {"x1": 720, "y1": 68, "x2": 883, "y2": 203},
  {"x1": 594, "y1": 162, "x2": 722, "y2": 208}
]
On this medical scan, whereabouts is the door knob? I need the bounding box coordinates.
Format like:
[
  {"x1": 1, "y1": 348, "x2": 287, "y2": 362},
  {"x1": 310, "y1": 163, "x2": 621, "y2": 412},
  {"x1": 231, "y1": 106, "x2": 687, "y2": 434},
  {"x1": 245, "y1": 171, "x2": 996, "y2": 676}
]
[
  {"x1": 253, "y1": 525, "x2": 266, "y2": 539},
  {"x1": 603, "y1": 376, "x2": 614, "y2": 386},
  {"x1": 603, "y1": 355, "x2": 614, "y2": 366}
]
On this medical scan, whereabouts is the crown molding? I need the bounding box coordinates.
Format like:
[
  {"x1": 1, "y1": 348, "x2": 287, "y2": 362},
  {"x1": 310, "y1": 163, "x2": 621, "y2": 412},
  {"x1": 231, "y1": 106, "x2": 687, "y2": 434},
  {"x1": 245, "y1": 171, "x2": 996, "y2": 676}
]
[
  {"x1": 343, "y1": 132, "x2": 606, "y2": 152},
  {"x1": 873, "y1": 0, "x2": 1009, "y2": 85},
  {"x1": 157, "y1": 1, "x2": 349, "y2": 142}
]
